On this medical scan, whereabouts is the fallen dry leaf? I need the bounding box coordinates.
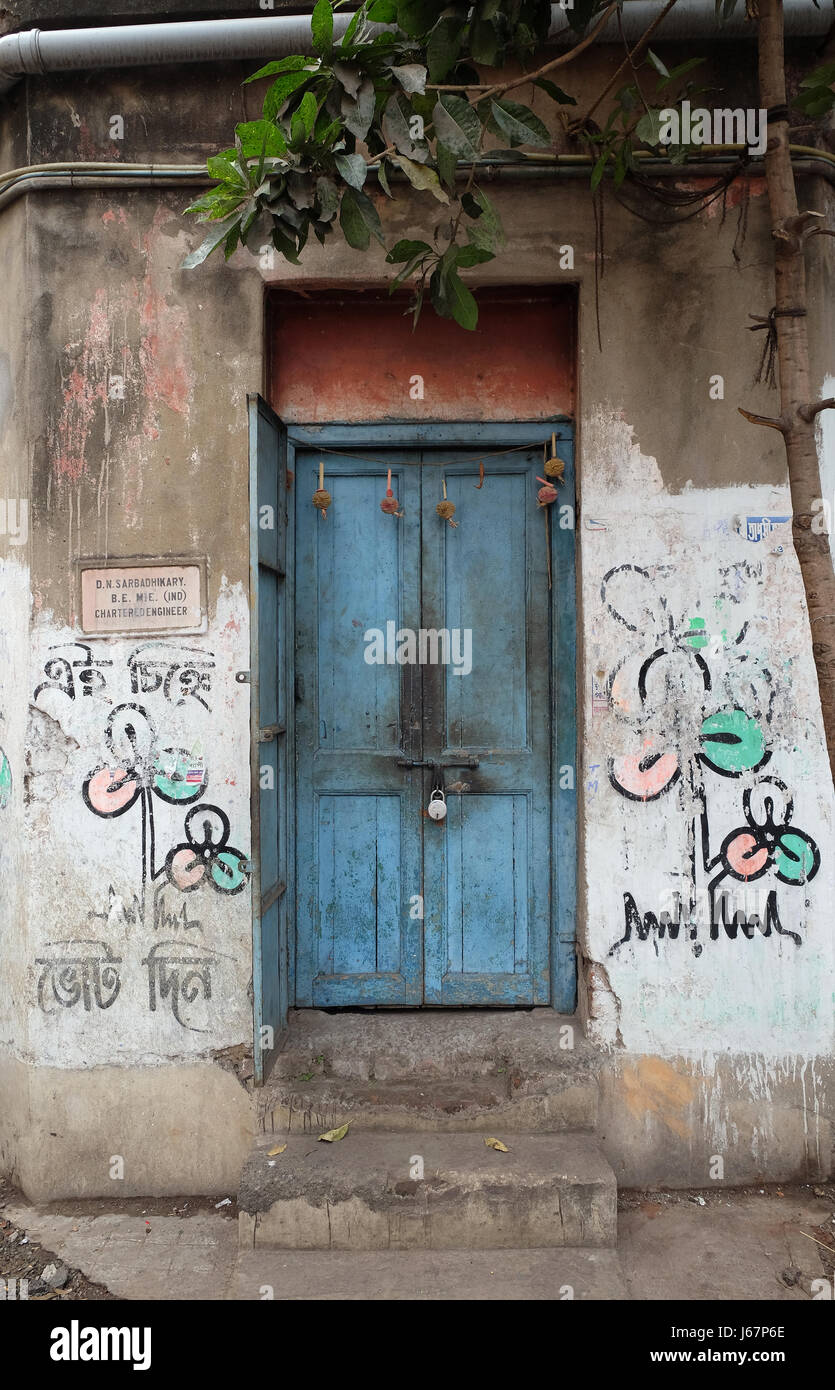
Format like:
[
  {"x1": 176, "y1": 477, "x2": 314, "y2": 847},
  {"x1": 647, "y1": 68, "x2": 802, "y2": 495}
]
[
  {"x1": 485, "y1": 1137, "x2": 509, "y2": 1152},
  {"x1": 318, "y1": 1122, "x2": 350, "y2": 1143},
  {"x1": 268, "y1": 1144, "x2": 288, "y2": 1157}
]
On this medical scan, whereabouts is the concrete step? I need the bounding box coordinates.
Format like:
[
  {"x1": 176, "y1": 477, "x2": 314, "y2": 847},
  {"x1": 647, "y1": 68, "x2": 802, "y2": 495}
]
[
  {"x1": 238, "y1": 1132, "x2": 617, "y2": 1251},
  {"x1": 257, "y1": 1073, "x2": 598, "y2": 1135},
  {"x1": 272, "y1": 1009, "x2": 599, "y2": 1084}
]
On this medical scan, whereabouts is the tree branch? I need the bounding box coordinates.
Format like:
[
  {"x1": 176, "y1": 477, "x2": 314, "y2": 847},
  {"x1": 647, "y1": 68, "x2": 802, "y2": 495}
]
[
  {"x1": 799, "y1": 398, "x2": 835, "y2": 423},
  {"x1": 583, "y1": 0, "x2": 681, "y2": 125},
  {"x1": 427, "y1": 0, "x2": 619, "y2": 98},
  {"x1": 737, "y1": 406, "x2": 786, "y2": 432}
]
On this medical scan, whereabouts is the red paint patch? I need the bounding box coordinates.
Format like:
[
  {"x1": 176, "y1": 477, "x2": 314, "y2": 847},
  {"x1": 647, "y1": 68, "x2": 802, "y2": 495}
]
[
  {"x1": 270, "y1": 288, "x2": 575, "y2": 422},
  {"x1": 52, "y1": 289, "x2": 111, "y2": 482}
]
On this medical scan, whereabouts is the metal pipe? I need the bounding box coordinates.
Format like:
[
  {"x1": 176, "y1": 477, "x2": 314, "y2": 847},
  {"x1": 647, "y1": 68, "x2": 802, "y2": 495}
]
[
  {"x1": 549, "y1": 0, "x2": 832, "y2": 42},
  {"x1": 0, "y1": 3, "x2": 828, "y2": 98},
  {"x1": 1, "y1": 149, "x2": 833, "y2": 217}
]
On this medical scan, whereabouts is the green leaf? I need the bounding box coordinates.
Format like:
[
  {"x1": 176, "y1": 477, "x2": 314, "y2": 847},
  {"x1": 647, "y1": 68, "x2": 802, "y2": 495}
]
[
  {"x1": 799, "y1": 62, "x2": 835, "y2": 88},
  {"x1": 341, "y1": 5, "x2": 365, "y2": 48},
  {"x1": 244, "y1": 56, "x2": 310, "y2": 85},
  {"x1": 235, "y1": 120, "x2": 287, "y2": 160},
  {"x1": 207, "y1": 151, "x2": 247, "y2": 186},
  {"x1": 369, "y1": 0, "x2": 398, "y2": 18},
  {"x1": 431, "y1": 256, "x2": 478, "y2": 330},
  {"x1": 183, "y1": 213, "x2": 242, "y2": 269},
  {"x1": 334, "y1": 152, "x2": 368, "y2": 189},
  {"x1": 432, "y1": 94, "x2": 481, "y2": 160},
  {"x1": 389, "y1": 252, "x2": 430, "y2": 290},
  {"x1": 376, "y1": 160, "x2": 393, "y2": 197},
  {"x1": 436, "y1": 140, "x2": 457, "y2": 192},
  {"x1": 391, "y1": 63, "x2": 427, "y2": 95},
  {"x1": 635, "y1": 109, "x2": 663, "y2": 146},
  {"x1": 311, "y1": 0, "x2": 334, "y2": 55},
  {"x1": 646, "y1": 48, "x2": 669, "y2": 79},
  {"x1": 287, "y1": 172, "x2": 315, "y2": 208},
  {"x1": 316, "y1": 175, "x2": 339, "y2": 221},
  {"x1": 271, "y1": 224, "x2": 302, "y2": 265},
  {"x1": 340, "y1": 186, "x2": 384, "y2": 250},
  {"x1": 796, "y1": 88, "x2": 835, "y2": 117},
  {"x1": 465, "y1": 186, "x2": 505, "y2": 253},
  {"x1": 490, "y1": 98, "x2": 550, "y2": 148},
  {"x1": 387, "y1": 238, "x2": 433, "y2": 263},
  {"x1": 427, "y1": 17, "x2": 464, "y2": 83},
  {"x1": 332, "y1": 60, "x2": 362, "y2": 97},
  {"x1": 534, "y1": 78, "x2": 577, "y2": 106},
  {"x1": 342, "y1": 77, "x2": 376, "y2": 139},
  {"x1": 455, "y1": 243, "x2": 493, "y2": 267},
  {"x1": 263, "y1": 70, "x2": 312, "y2": 121},
  {"x1": 397, "y1": 0, "x2": 440, "y2": 38},
  {"x1": 656, "y1": 56, "x2": 705, "y2": 90},
  {"x1": 383, "y1": 92, "x2": 430, "y2": 162},
  {"x1": 297, "y1": 90, "x2": 319, "y2": 137},
  {"x1": 590, "y1": 153, "x2": 607, "y2": 192},
  {"x1": 391, "y1": 154, "x2": 450, "y2": 203},
  {"x1": 469, "y1": 18, "x2": 499, "y2": 66}
]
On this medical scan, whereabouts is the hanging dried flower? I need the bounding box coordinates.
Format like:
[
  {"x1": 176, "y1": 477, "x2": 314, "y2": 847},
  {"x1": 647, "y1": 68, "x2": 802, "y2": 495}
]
[
  {"x1": 436, "y1": 477, "x2": 458, "y2": 527},
  {"x1": 313, "y1": 462, "x2": 331, "y2": 519},
  {"x1": 544, "y1": 432, "x2": 567, "y2": 483},
  {"x1": 380, "y1": 468, "x2": 403, "y2": 517}
]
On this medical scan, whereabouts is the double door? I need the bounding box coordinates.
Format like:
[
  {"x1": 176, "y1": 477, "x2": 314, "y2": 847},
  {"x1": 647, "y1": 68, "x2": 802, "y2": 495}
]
[{"x1": 294, "y1": 439, "x2": 561, "y2": 1006}]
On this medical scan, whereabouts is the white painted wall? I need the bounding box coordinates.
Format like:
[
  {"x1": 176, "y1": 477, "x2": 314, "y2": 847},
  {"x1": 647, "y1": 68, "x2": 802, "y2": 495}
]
[
  {"x1": 22, "y1": 580, "x2": 253, "y2": 1067},
  {"x1": 581, "y1": 407, "x2": 835, "y2": 1058}
]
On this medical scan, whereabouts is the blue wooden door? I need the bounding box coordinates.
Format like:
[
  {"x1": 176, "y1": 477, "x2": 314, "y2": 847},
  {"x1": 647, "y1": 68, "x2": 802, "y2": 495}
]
[{"x1": 294, "y1": 431, "x2": 573, "y2": 1007}]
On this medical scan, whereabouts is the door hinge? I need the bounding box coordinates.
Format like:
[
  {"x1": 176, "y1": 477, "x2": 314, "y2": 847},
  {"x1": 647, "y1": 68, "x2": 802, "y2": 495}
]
[{"x1": 236, "y1": 671, "x2": 251, "y2": 684}]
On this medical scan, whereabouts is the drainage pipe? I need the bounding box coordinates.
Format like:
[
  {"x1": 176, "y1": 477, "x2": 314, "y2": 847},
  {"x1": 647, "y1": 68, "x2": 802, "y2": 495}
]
[{"x1": 0, "y1": 2, "x2": 829, "y2": 98}]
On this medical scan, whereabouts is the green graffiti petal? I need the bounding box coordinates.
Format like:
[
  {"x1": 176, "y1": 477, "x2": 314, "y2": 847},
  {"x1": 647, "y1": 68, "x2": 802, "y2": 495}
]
[
  {"x1": 700, "y1": 709, "x2": 767, "y2": 775},
  {"x1": 0, "y1": 750, "x2": 11, "y2": 809},
  {"x1": 152, "y1": 748, "x2": 206, "y2": 803},
  {"x1": 210, "y1": 850, "x2": 248, "y2": 893},
  {"x1": 774, "y1": 832, "x2": 817, "y2": 883}
]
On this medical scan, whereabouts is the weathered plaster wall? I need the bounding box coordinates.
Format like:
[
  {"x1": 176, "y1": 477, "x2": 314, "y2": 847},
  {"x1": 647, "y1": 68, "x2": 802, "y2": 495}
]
[{"x1": 0, "y1": 41, "x2": 832, "y2": 1194}]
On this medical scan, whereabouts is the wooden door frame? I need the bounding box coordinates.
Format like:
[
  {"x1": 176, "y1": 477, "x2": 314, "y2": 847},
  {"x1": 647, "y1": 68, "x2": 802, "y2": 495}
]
[{"x1": 287, "y1": 420, "x2": 577, "y2": 1012}]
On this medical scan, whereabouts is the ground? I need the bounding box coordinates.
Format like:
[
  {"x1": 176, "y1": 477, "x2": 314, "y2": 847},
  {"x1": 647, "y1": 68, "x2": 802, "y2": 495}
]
[{"x1": 2, "y1": 1177, "x2": 833, "y2": 1301}]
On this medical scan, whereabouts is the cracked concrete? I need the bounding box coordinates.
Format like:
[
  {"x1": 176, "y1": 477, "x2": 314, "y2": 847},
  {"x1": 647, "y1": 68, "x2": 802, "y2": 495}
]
[{"x1": 2, "y1": 1186, "x2": 833, "y2": 1301}]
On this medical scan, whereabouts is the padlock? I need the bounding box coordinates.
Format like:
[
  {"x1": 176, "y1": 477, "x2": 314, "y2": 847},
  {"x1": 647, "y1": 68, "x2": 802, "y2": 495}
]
[{"x1": 427, "y1": 788, "x2": 447, "y2": 821}]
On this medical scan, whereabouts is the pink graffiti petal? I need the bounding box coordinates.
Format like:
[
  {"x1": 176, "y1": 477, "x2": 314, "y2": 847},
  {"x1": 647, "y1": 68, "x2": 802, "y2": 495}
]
[
  {"x1": 610, "y1": 751, "x2": 679, "y2": 801},
  {"x1": 169, "y1": 847, "x2": 206, "y2": 890},
  {"x1": 724, "y1": 832, "x2": 769, "y2": 879},
  {"x1": 86, "y1": 766, "x2": 140, "y2": 816}
]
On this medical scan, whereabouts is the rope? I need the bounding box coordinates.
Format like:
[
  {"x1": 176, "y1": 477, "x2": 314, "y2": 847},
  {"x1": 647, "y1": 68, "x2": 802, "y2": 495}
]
[
  {"x1": 748, "y1": 307, "x2": 807, "y2": 389},
  {"x1": 287, "y1": 438, "x2": 565, "y2": 470}
]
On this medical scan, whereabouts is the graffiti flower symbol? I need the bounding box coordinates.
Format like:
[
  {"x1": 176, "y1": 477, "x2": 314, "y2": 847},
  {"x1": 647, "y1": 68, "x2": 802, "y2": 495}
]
[
  {"x1": 165, "y1": 805, "x2": 249, "y2": 895},
  {"x1": 717, "y1": 778, "x2": 820, "y2": 887},
  {"x1": 83, "y1": 704, "x2": 207, "y2": 817}
]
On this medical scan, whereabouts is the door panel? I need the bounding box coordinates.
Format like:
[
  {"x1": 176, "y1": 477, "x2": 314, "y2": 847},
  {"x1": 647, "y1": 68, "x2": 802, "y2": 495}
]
[
  {"x1": 295, "y1": 453, "x2": 423, "y2": 1006},
  {"x1": 293, "y1": 434, "x2": 569, "y2": 1008},
  {"x1": 421, "y1": 454, "x2": 551, "y2": 1004}
]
